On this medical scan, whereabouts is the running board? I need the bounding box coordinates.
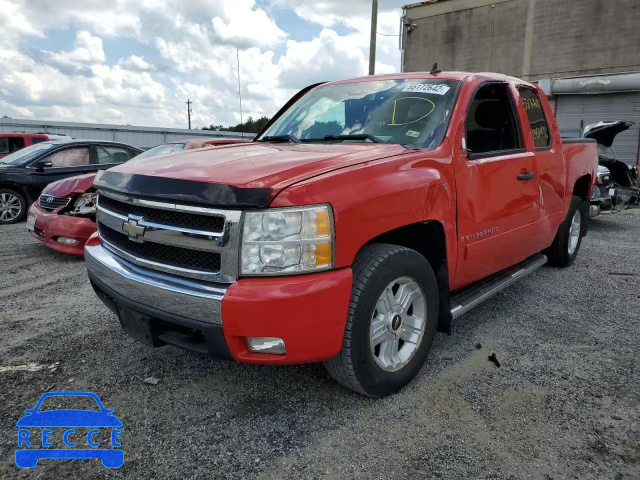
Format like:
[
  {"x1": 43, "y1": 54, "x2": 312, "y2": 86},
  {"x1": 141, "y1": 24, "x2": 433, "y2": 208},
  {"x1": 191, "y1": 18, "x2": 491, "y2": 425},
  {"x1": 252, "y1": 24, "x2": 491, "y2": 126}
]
[{"x1": 450, "y1": 254, "x2": 547, "y2": 319}]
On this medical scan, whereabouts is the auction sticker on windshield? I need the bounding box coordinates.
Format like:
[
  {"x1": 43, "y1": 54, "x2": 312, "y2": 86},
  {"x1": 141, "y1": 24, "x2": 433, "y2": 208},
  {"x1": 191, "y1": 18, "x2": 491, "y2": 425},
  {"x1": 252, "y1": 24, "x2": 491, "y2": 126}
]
[{"x1": 402, "y1": 83, "x2": 451, "y2": 95}]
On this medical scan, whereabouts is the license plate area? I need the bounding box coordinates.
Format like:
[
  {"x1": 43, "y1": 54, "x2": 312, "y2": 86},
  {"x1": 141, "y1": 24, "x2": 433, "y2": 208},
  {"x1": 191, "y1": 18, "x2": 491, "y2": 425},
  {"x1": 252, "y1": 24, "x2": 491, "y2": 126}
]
[
  {"x1": 117, "y1": 307, "x2": 163, "y2": 347},
  {"x1": 26, "y1": 215, "x2": 36, "y2": 231}
]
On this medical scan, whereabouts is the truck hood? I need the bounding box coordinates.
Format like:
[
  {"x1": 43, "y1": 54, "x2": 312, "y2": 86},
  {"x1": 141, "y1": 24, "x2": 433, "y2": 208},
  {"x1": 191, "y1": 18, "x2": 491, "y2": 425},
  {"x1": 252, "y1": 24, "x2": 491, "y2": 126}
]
[
  {"x1": 43, "y1": 173, "x2": 97, "y2": 197},
  {"x1": 112, "y1": 142, "x2": 408, "y2": 189},
  {"x1": 583, "y1": 121, "x2": 634, "y2": 147},
  {"x1": 96, "y1": 142, "x2": 409, "y2": 207}
]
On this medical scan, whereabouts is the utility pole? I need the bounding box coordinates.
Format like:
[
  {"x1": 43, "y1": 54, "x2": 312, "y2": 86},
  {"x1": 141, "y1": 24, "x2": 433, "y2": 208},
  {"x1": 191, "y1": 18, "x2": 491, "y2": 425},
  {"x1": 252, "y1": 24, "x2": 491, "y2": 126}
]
[
  {"x1": 369, "y1": 0, "x2": 378, "y2": 75},
  {"x1": 186, "y1": 99, "x2": 192, "y2": 129},
  {"x1": 237, "y1": 49, "x2": 244, "y2": 139}
]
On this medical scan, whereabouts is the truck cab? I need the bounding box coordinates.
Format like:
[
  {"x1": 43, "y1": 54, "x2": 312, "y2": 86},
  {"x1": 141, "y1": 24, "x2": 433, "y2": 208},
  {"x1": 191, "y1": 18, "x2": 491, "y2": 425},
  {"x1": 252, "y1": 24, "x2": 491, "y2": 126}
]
[
  {"x1": 0, "y1": 133, "x2": 50, "y2": 159},
  {"x1": 84, "y1": 72, "x2": 597, "y2": 397}
]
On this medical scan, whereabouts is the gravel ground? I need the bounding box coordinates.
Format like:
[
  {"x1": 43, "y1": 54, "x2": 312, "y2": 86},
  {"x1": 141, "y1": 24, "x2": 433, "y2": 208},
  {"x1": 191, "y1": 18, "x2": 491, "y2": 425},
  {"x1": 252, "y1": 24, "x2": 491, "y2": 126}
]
[{"x1": 1, "y1": 209, "x2": 639, "y2": 479}]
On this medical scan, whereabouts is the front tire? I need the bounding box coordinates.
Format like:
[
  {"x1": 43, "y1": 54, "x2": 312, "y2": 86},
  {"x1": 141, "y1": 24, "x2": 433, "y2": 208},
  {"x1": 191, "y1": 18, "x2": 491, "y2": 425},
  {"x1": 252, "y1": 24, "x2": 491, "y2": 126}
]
[
  {"x1": 324, "y1": 244, "x2": 439, "y2": 397},
  {"x1": 0, "y1": 188, "x2": 27, "y2": 224},
  {"x1": 546, "y1": 195, "x2": 588, "y2": 267}
]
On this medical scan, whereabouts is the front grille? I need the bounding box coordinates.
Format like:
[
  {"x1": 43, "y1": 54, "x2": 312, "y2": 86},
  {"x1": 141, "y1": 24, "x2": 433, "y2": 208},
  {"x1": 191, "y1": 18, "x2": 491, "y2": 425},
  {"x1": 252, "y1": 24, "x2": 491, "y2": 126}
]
[
  {"x1": 39, "y1": 194, "x2": 71, "y2": 211},
  {"x1": 98, "y1": 195, "x2": 225, "y2": 232},
  {"x1": 100, "y1": 225, "x2": 221, "y2": 272}
]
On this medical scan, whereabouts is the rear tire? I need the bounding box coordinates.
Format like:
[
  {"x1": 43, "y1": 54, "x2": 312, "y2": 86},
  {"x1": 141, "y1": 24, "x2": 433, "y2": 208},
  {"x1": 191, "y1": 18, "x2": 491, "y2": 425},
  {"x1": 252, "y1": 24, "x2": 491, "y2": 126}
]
[
  {"x1": 0, "y1": 188, "x2": 27, "y2": 224},
  {"x1": 324, "y1": 244, "x2": 439, "y2": 397},
  {"x1": 545, "y1": 195, "x2": 588, "y2": 267}
]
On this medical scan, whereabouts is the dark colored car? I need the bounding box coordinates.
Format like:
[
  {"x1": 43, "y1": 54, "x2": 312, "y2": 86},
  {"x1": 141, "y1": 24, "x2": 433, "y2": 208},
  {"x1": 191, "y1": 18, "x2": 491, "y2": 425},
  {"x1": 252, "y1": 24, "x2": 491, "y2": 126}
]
[{"x1": 0, "y1": 140, "x2": 142, "y2": 224}]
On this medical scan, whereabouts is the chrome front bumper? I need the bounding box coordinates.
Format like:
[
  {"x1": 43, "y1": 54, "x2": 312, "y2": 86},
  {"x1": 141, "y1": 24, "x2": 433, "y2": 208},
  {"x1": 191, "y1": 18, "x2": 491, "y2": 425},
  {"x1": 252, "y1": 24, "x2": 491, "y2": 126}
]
[{"x1": 85, "y1": 244, "x2": 227, "y2": 325}]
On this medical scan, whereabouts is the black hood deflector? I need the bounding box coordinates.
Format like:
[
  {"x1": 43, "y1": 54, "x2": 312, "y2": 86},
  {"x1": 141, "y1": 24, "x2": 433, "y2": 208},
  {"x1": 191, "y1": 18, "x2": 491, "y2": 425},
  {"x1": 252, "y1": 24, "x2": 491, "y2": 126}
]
[{"x1": 94, "y1": 171, "x2": 273, "y2": 208}]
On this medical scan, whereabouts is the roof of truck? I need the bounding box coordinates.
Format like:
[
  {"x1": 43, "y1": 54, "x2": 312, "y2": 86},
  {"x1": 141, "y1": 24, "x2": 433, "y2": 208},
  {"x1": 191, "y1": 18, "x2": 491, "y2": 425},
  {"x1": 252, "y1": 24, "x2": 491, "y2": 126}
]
[{"x1": 325, "y1": 71, "x2": 536, "y2": 88}]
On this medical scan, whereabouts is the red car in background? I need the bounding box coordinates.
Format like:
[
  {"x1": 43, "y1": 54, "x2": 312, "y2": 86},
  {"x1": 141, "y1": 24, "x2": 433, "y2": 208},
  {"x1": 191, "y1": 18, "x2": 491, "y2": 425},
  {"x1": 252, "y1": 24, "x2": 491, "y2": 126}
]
[
  {"x1": 0, "y1": 133, "x2": 69, "y2": 158},
  {"x1": 27, "y1": 139, "x2": 247, "y2": 256}
]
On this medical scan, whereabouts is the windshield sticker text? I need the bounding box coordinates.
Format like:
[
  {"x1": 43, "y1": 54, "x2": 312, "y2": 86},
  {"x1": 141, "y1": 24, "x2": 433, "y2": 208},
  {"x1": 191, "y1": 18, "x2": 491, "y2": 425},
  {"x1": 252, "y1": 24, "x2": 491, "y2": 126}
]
[{"x1": 402, "y1": 84, "x2": 451, "y2": 95}]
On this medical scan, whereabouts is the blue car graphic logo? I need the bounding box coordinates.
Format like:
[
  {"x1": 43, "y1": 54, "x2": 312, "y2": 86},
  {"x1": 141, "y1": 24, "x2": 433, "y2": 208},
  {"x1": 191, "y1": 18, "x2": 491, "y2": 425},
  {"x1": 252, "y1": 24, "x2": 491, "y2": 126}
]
[{"x1": 15, "y1": 391, "x2": 123, "y2": 468}]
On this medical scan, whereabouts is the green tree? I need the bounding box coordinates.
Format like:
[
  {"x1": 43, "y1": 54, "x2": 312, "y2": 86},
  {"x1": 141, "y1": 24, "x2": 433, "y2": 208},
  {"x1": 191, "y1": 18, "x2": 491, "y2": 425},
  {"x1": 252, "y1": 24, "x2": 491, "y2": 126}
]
[{"x1": 203, "y1": 116, "x2": 270, "y2": 134}]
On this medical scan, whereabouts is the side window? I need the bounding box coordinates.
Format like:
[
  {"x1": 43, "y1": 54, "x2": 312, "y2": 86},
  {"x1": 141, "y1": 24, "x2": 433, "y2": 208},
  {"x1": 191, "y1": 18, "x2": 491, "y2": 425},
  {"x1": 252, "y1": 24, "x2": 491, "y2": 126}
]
[
  {"x1": 46, "y1": 147, "x2": 90, "y2": 167},
  {"x1": 8, "y1": 137, "x2": 26, "y2": 153},
  {"x1": 31, "y1": 137, "x2": 47, "y2": 145},
  {"x1": 465, "y1": 83, "x2": 522, "y2": 157},
  {"x1": 96, "y1": 146, "x2": 135, "y2": 164},
  {"x1": 0, "y1": 138, "x2": 8, "y2": 154},
  {"x1": 518, "y1": 87, "x2": 551, "y2": 149}
]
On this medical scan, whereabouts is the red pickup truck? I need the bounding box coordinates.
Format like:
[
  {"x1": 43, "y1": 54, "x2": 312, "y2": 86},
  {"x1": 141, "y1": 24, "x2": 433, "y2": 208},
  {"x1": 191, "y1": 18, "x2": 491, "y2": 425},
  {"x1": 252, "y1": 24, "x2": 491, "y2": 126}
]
[{"x1": 85, "y1": 72, "x2": 597, "y2": 397}]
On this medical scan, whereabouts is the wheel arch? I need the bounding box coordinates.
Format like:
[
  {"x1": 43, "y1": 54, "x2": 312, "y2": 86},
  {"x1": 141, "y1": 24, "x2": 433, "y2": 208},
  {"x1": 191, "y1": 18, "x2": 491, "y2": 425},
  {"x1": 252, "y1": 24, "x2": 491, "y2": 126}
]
[
  {"x1": 362, "y1": 220, "x2": 452, "y2": 334},
  {"x1": 0, "y1": 182, "x2": 30, "y2": 201},
  {"x1": 572, "y1": 174, "x2": 592, "y2": 201}
]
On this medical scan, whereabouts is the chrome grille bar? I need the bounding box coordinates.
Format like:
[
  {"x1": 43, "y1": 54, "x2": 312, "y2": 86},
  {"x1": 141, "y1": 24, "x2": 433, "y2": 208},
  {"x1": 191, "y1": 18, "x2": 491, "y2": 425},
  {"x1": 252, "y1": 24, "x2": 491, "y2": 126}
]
[
  {"x1": 39, "y1": 194, "x2": 71, "y2": 211},
  {"x1": 96, "y1": 190, "x2": 242, "y2": 283}
]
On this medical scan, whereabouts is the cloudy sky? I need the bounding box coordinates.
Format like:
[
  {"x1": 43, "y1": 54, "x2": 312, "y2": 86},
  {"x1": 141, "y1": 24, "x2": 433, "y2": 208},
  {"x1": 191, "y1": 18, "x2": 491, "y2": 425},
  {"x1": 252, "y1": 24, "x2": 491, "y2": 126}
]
[{"x1": 0, "y1": 0, "x2": 408, "y2": 129}]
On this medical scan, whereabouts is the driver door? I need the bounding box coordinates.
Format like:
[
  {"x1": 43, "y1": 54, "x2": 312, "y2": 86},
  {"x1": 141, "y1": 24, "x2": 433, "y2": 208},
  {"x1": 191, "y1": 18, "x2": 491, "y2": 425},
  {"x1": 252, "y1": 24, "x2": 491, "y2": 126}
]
[{"x1": 454, "y1": 82, "x2": 541, "y2": 287}]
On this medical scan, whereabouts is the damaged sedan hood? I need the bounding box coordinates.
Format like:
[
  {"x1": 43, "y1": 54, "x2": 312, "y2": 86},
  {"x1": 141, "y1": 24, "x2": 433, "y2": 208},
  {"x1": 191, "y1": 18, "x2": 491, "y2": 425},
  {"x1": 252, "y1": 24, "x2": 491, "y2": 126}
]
[
  {"x1": 43, "y1": 173, "x2": 97, "y2": 197},
  {"x1": 95, "y1": 142, "x2": 409, "y2": 207}
]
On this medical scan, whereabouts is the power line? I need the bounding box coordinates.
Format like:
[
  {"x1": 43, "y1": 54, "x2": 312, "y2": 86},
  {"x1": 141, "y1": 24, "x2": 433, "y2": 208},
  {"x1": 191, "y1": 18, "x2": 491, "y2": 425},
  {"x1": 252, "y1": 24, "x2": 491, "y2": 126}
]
[{"x1": 377, "y1": 32, "x2": 399, "y2": 36}]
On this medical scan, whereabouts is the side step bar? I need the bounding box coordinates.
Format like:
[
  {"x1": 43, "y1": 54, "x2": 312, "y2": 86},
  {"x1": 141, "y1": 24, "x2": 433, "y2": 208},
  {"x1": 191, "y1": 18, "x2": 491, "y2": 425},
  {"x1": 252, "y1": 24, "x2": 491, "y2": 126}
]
[{"x1": 450, "y1": 254, "x2": 547, "y2": 319}]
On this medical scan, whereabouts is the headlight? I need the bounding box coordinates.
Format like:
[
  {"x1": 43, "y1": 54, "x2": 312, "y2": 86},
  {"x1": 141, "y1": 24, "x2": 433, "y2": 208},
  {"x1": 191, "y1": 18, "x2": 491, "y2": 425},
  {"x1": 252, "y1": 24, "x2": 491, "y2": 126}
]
[
  {"x1": 240, "y1": 205, "x2": 334, "y2": 275},
  {"x1": 69, "y1": 192, "x2": 97, "y2": 216}
]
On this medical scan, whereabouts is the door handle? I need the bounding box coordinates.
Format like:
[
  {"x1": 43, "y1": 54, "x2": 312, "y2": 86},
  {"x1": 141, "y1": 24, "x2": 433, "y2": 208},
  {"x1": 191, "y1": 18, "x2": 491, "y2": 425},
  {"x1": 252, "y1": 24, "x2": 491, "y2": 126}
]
[{"x1": 517, "y1": 172, "x2": 536, "y2": 181}]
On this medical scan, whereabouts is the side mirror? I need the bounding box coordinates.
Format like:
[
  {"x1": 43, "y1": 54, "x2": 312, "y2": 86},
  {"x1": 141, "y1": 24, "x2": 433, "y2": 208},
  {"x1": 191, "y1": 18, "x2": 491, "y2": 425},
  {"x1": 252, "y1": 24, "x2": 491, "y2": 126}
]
[{"x1": 35, "y1": 159, "x2": 53, "y2": 171}]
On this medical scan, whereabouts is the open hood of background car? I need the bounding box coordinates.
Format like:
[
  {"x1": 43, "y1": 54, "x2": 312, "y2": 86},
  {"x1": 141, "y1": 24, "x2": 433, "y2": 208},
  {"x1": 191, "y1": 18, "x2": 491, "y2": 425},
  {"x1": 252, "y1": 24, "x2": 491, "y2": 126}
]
[
  {"x1": 43, "y1": 173, "x2": 97, "y2": 197},
  {"x1": 583, "y1": 121, "x2": 634, "y2": 147}
]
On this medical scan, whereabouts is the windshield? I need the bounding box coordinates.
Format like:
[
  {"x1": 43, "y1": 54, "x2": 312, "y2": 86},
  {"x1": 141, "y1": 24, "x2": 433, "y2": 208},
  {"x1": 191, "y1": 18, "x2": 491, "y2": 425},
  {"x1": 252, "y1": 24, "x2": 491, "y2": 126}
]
[
  {"x1": 134, "y1": 143, "x2": 186, "y2": 160},
  {"x1": 0, "y1": 142, "x2": 57, "y2": 165},
  {"x1": 259, "y1": 79, "x2": 460, "y2": 148}
]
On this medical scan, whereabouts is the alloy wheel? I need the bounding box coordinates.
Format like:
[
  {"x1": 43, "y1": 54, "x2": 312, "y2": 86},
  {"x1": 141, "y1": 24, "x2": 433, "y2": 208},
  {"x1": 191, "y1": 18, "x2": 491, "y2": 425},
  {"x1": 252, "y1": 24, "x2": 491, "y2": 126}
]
[
  {"x1": 568, "y1": 209, "x2": 581, "y2": 255},
  {"x1": 0, "y1": 193, "x2": 22, "y2": 222},
  {"x1": 369, "y1": 276, "x2": 427, "y2": 372}
]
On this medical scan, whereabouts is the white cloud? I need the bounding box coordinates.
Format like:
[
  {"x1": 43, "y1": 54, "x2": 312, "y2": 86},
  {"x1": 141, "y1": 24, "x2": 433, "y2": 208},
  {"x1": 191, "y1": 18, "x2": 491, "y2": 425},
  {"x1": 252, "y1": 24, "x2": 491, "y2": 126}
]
[
  {"x1": 277, "y1": 29, "x2": 368, "y2": 89},
  {"x1": 118, "y1": 55, "x2": 156, "y2": 72},
  {"x1": 0, "y1": 0, "x2": 403, "y2": 129},
  {"x1": 211, "y1": 0, "x2": 286, "y2": 48},
  {"x1": 49, "y1": 31, "x2": 105, "y2": 68}
]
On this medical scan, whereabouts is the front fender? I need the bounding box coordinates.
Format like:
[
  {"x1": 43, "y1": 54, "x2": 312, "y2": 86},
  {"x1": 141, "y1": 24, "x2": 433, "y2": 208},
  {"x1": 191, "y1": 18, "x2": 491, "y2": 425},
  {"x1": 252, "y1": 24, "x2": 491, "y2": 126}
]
[{"x1": 270, "y1": 142, "x2": 457, "y2": 272}]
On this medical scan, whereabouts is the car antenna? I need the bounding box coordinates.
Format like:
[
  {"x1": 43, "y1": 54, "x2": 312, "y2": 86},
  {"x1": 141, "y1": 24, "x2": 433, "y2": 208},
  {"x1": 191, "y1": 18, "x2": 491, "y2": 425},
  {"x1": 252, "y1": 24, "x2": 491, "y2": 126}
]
[{"x1": 430, "y1": 63, "x2": 441, "y2": 74}]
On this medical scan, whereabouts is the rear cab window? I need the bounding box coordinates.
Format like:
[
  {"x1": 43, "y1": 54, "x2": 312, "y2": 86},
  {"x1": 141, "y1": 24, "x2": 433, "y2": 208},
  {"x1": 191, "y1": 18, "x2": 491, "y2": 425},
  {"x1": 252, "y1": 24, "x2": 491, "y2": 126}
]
[{"x1": 518, "y1": 87, "x2": 551, "y2": 149}]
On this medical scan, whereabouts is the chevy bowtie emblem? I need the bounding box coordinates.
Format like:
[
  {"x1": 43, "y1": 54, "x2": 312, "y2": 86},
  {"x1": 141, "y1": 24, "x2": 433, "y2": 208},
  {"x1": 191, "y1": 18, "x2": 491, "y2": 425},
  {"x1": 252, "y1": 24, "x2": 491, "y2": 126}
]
[{"x1": 122, "y1": 215, "x2": 146, "y2": 241}]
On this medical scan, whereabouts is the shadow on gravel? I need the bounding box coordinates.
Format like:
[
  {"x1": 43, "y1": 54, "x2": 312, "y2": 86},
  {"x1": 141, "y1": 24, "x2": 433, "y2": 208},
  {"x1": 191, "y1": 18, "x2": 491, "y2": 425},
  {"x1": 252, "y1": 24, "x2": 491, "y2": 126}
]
[{"x1": 588, "y1": 215, "x2": 635, "y2": 231}]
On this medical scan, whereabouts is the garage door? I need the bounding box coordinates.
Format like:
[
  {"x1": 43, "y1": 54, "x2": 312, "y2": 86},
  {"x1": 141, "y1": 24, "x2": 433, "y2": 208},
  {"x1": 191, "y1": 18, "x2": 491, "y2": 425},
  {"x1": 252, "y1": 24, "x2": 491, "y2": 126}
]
[{"x1": 555, "y1": 93, "x2": 640, "y2": 165}]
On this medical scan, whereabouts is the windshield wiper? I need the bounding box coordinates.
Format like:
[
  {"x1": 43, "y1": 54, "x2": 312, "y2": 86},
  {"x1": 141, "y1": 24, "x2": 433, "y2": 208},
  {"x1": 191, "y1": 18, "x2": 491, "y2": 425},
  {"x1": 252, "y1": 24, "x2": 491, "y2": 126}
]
[
  {"x1": 322, "y1": 134, "x2": 384, "y2": 143},
  {"x1": 259, "y1": 134, "x2": 301, "y2": 143}
]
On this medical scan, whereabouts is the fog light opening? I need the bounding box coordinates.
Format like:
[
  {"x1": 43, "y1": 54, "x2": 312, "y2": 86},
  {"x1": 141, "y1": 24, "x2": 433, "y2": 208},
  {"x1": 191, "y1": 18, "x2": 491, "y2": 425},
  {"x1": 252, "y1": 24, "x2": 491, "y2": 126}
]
[
  {"x1": 56, "y1": 237, "x2": 78, "y2": 245},
  {"x1": 55, "y1": 237, "x2": 79, "y2": 245},
  {"x1": 245, "y1": 337, "x2": 286, "y2": 355}
]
